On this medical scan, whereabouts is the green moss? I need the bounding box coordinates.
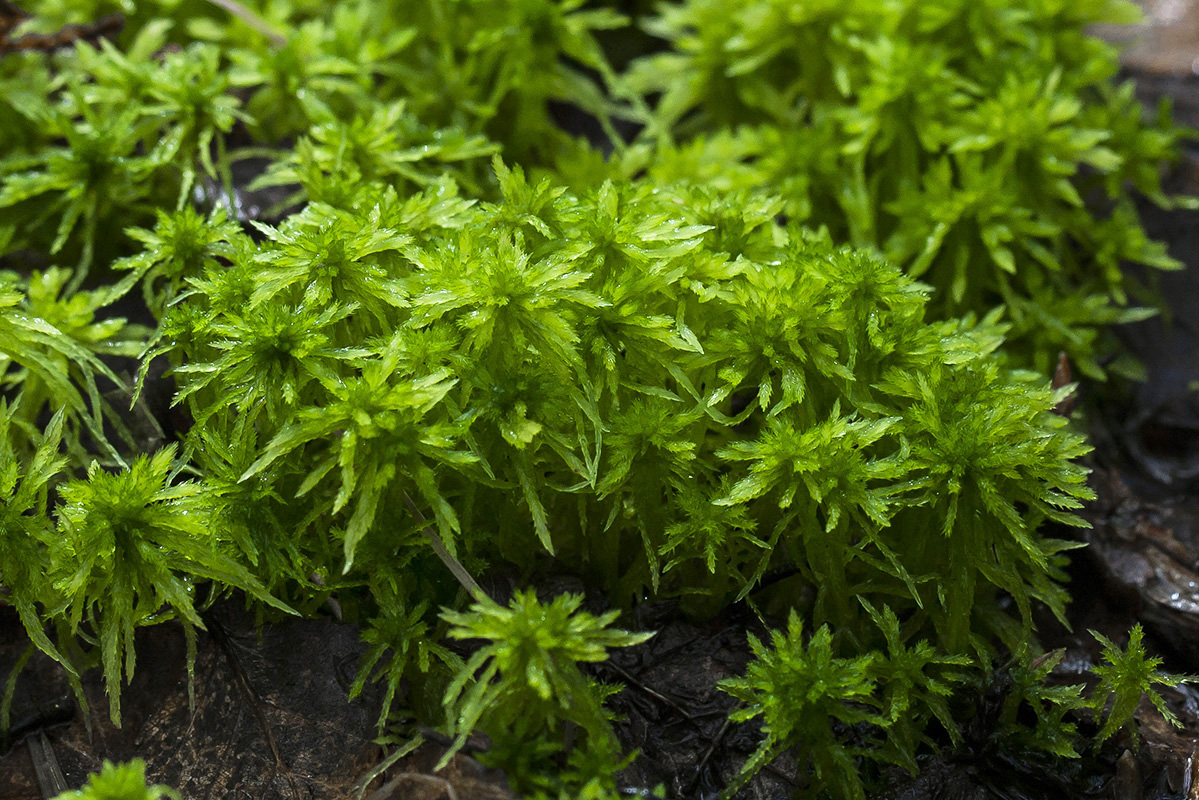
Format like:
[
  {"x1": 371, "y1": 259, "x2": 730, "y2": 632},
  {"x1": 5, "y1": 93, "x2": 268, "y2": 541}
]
[
  {"x1": 0, "y1": 1, "x2": 1193, "y2": 796},
  {"x1": 51, "y1": 759, "x2": 178, "y2": 800},
  {"x1": 625, "y1": 0, "x2": 1188, "y2": 379}
]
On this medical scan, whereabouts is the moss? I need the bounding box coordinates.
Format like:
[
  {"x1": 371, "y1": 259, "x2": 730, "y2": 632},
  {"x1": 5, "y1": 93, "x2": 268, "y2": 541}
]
[{"x1": 0, "y1": 1, "x2": 1192, "y2": 796}]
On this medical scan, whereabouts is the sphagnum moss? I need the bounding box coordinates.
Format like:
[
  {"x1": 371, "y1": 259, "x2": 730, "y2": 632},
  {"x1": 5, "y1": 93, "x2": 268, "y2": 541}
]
[{"x1": 0, "y1": 1, "x2": 1193, "y2": 797}]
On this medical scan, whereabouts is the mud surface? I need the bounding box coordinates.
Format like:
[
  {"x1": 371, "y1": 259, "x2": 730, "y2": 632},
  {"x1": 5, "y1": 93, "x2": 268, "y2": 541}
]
[{"x1": 0, "y1": 605, "x2": 380, "y2": 800}]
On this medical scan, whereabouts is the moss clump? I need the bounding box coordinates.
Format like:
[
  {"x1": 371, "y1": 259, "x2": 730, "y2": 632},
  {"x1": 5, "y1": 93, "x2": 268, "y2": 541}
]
[{"x1": 0, "y1": 1, "x2": 1191, "y2": 796}]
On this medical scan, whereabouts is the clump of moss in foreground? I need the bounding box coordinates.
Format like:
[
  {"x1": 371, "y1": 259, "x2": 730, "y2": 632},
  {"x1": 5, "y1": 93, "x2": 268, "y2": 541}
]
[{"x1": 6, "y1": 163, "x2": 1106, "y2": 793}]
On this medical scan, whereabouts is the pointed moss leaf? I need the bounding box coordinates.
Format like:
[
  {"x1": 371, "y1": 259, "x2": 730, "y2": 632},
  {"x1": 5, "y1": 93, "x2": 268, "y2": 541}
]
[
  {"x1": 1090, "y1": 624, "x2": 1197, "y2": 748},
  {"x1": 52, "y1": 447, "x2": 292, "y2": 725},
  {"x1": 439, "y1": 591, "x2": 651, "y2": 772}
]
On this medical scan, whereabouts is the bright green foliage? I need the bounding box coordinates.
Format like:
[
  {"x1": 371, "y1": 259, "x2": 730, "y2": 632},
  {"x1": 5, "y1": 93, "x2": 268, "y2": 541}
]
[
  {"x1": 1089, "y1": 624, "x2": 1195, "y2": 748},
  {"x1": 251, "y1": 101, "x2": 498, "y2": 208},
  {"x1": 185, "y1": 418, "x2": 305, "y2": 596},
  {"x1": 0, "y1": 23, "x2": 227, "y2": 280},
  {"x1": 860, "y1": 600, "x2": 968, "y2": 774},
  {"x1": 350, "y1": 586, "x2": 461, "y2": 736},
  {"x1": 378, "y1": 0, "x2": 629, "y2": 164},
  {"x1": 200, "y1": 0, "x2": 626, "y2": 162},
  {"x1": 240, "y1": 365, "x2": 473, "y2": 572},
  {"x1": 544, "y1": 739, "x2": 641, "y2": 800},
  {"x1": 993, "y1": 648, "x2": 1087, "y2": 759},
  {"x1": 51, "y1": 759, "x2": 179, "y2": 800},
  {"x1": 718, "y1": 611, "x2": 884, "y2": 800},
  {"x1": 0, "y1": 0, "x2": 610, "y2": 282},
  {"x1": 717, "y1": 408, "x2": 907, "y2": 626},
  {"x1": 880, "y1": 362, "x2": 1091, "y2": 654},
  {"x1": 721, "y1": 606, "x2": 1083, "y2": 797},
  {"x1": 172, "y1": 299, "x2": 362, "y2": 426},
  {"x1": 440, "y1": 591, "x2": 651, "y2": 792},
  {"x1": 51, "y1": 447, "x2": 291, "y2": 724},
  {"x1": 627, "y1": 0, "x2": 1188, "y2": 378},
  {"x1": 20, "y1": 268, "x2": 145, "y2": 362},
  {"x1": 139, "y1": 166, "x2": 1095, "y2": 670},
  {"x1": 2, "y1": 151, "x2": 1099, "y2": 791},
  {"x1": 114, "y1": 205, "x2": 243, "y2": 316},
  {"x1": 0, "y1": 1, "x2": 1174, "y2": 795},
  {"x1": 71, "y1": 31, "x2": 244, "y2": 209},
  {"x1": 223, "y1": 27, "x2": 357, "y2": 138},
  {"x1": 141, "y1": 43, "x2": 242, "y2": 207},
  {"x1": 247, "y1": 202, "x2": 410, "y2": 325},
  {"x1": 0, "y1": 53, "x2": 56, "y2": 157},
  {"x1": 0, "y1": 403, "x2": 72, "y2": 675},
  {"x1": 0, "y1": 91, "x2": 157, "y2": 281},
  {"x1": 0, "y1": 271, "x2": 130, "y2": 464}
]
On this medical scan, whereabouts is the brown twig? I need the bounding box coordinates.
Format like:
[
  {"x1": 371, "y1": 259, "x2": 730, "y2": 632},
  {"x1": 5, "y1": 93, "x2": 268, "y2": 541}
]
[
  {"x1": 685, "y1": 712, "x2": 733, "y2": 796},
  {"x1": 0, "y1": 5, "x2": 123, "y2": 57},
  {"x1": 366, "y1": 772, "x2": 460, "y2": 800},
  {"x1": 401, "y1": 491, "x2": 488, "y2": 602},
  {"x1": 598, "y1": 660, "x2": 695, "y2": 722},
  {"x1": 28, "y1": 730, "x2": 67, "y2": 800}
]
